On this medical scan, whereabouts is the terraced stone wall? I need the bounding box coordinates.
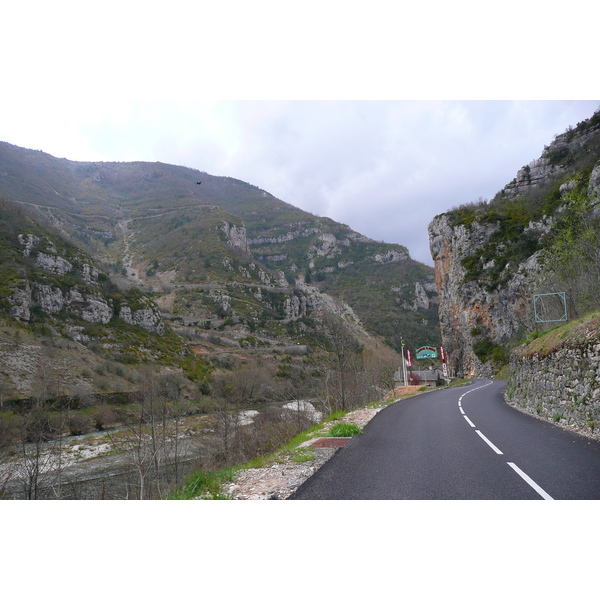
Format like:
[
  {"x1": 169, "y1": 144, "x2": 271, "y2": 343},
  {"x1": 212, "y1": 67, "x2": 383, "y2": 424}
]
[{"x1": 506, "y1": 344, "x2": 600, "y2": 440}]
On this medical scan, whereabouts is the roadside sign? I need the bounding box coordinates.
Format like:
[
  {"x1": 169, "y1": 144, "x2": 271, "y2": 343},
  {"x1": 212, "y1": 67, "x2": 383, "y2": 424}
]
[
  {"x1": 416, "y1": 346, "x2": 438, "y2": 359},
  {"x1": 534, "y1": 292, "x2": 568, "y2": 323}
]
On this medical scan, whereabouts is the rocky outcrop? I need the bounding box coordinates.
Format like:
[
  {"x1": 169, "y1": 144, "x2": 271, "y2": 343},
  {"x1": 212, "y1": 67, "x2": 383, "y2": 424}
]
[
  {"x1": 311, "y1": 233, "x2": 342, "y2": 258},
  {"x1": 9, "y1": 282, "x2": 113, "y2": 324},
  {"x1": 8, "y1": 279, "x2": 165, "y2": 333},
  {"x1": 221, "y1": 221, "x2": 250, "y2": 254},
  {"x1": 17, "y1": 233, "x2": 40, "y2": 257},
  {"x1": 250, "y1": 224, "x2": 373, "y2": 271},
  {"x1": 119, "y1": 302, "x2": 165, "y2": 335},
  {"x1": 17, "y1": 233, "x2": 97, "y2": 280},
  {"x1": 82, "y1": 264, "x2": 99, "y2": 284},
  {"x1": 8, "y1": 282, "x2": 33, "y2": 321},
  {"x1": 429, "y1": 215, "x2": 536, "y2": 377},
  {"x1": 410, "y1": 282, "x2": 431, "y2": 310},
  {"x1": 502, "y1": 157, "x2": 562, "y2": 198},
  {"x1": 373, "y1": 250, "x2": 408, "y2": 264},
  {"x1": 588, "y1": 162, "x2": 600, "y2": 218},
  {"x1": 502, "y1": 120, "x2": 600, "y2": 200},
  {"x1": 35, "y1": 252, "x2": 73, "y2": 275},
  {"x1": 284, "y1": 293, "x2": 311, "y2": 320},
  {"x1": 248, "y1": 223, "x2": 321, "y2": 246},
  {"x1": 67, "y1": 288, "x2": 113, "y2": 323},
  {"x1": 8, "y1": 230, "x2": 165, "y2": 334},
  {"x1": 590, "y1": 162, "x2": 600, "y2": 198}
]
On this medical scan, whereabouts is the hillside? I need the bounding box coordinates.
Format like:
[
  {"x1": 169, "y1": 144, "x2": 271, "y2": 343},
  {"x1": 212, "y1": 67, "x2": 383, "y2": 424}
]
[
  {"x1": 0, "y1": 141, "x2": 441, "y2": 498},
  {"x1": 0, "y1": 198, "x2": 209, "y2": 398},
  {"x1": 0, "y1": 141, "x2": 439, "y2": 415},
  {"x1": 0, "y1": 141, "x2": 439, "y2": 354},
  {"x1": 429, "y1": 108, "x2": 600, "y2": 377}
]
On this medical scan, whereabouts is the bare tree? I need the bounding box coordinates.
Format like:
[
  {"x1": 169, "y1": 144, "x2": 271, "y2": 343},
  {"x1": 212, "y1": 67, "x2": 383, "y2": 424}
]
[
  {"x1": 108, "y1": 402, "x2": 158, "y2": 500},
  {"x1": 51, "y1": 397, "x2": 70, "y2": 499},
  {"x1": 107, "y1": 369, "x2": 194, "y2": 499},
  {"x1": 209, "y1": 373, "x2": 241, "y2": 465},
  {"x1": 313, "y1": 310, "x2": 364, "y2": 411},
  {"x1": 160, "y1": 373, "x2": 187, "y2": 486},
  {"x1": 16, "y1": 355, "x2": 63, "y2": 499},
  {"x1": 18, "y1": 411, "x2": 55, "y2": 499},
  {"x1": 0, "y1": 412, "x2": 18, "y2": 498},
  {"x1": 229, "y1": 359, "x2": 272, "y2": 403}
]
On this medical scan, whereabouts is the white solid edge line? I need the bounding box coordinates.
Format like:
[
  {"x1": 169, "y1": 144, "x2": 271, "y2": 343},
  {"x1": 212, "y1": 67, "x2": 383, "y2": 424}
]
[
  {"x1": 475, "y1": 430, "x2": 503, "y2": 454},
  {"x1": 463, "y1": 415, "x2": 476, "y2": 427},
  {"x1": 507, "y1": 462, "x2": 554, "y2": 500}
]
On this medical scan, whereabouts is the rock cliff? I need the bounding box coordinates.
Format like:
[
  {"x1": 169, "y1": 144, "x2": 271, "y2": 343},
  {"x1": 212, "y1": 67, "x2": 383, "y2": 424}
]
[
  {"x1": 5, "y1": 225, "x2": 164, "y2": 335},
  {"x1": 429, "y1": 109, "x2": 600, "y2": 377},
  {"x1": 429, "y1": 216, "x2": 536, "y2": 377}
]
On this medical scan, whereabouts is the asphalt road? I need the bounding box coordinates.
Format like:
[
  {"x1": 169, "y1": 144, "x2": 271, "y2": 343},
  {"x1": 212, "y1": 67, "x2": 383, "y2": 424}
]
[{"x1": 288, "y1": 380, "x2": 600, "y2": 500}]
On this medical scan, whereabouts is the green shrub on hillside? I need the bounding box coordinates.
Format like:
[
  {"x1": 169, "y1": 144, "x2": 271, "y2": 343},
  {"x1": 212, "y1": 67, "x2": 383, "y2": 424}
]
[
  {"x1": 455, "y1": 167, "x2": 597, "y2": 292},
  {"x1": 473, "y1": 336, "x2": 509, "y2": 365}
]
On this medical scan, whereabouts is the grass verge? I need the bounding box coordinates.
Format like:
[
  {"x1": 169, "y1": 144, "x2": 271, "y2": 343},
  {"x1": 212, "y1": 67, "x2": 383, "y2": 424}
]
[
  {"x1": 167, "y1": 411, "x2": 355, "y2": 499},
  {"x1": 327, "y1": 422, "x2": 361, "y2": 437},
  {"x1": 167, "y1": 467, "x2": 238, "y2": 500}
]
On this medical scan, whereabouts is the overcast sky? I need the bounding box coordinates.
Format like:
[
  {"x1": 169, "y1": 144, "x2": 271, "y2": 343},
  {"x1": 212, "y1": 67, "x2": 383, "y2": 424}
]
[{"x1": 2, "y1": 3, "x2": 598, "y2": 267}]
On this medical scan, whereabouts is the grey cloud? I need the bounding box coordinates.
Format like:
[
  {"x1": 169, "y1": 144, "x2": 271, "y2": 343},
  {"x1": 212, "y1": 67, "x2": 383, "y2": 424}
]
[{"x1": 2, "y1": 100, "x2": 599, "y2": 267}]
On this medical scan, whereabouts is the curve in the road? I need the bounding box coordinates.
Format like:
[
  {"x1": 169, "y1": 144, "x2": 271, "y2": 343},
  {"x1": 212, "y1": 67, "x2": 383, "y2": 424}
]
[
  {"x1": 289, "y1": 379, "x2": 600, "y2": 500},
  {"x1": 458, "y1": 381, "x2": 553, "y2": 500}
]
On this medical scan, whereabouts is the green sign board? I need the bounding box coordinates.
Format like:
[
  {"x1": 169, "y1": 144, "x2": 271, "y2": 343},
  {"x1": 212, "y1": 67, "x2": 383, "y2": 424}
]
[{"x1": 416, "y1": 346, "x2": 438, "y2": 359}]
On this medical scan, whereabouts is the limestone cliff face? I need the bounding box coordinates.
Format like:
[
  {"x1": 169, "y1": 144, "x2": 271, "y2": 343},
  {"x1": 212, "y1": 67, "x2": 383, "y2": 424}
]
[
  {"x1": 7, "y1": 231, "x2": 165, "y2": 335},
  {"x1": 428, "y1": 215, "x2": 537, "y2": 377},
  {"x1": 429, "y1": 111, "x2": 600, "y2": 378},
  {"x1": 221, "y1": 221, "x2": 250, "y2": 254},
  {"x1": 119, "y1": 302, "x2": 164, "y2": 335},
  {"x1": 9, "y1": 277, "x2": 164, "y2": 334},
  {"x1": 502, "y1": 123, "x2": 600, "y2": 200}
]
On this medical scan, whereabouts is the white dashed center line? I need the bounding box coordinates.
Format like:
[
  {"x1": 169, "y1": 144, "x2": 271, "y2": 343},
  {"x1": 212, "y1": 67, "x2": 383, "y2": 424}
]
[
  {"x1": 475, "y1": 429, "x2": 503, "y2": 454},
  {"x1": 458, "y1": 380, "x2": 554, "y2": 500},
  {"x1": 507, "y1": 462, "x2": 554, "y2": 500},
  {"x1": 463, "y1": 415, "x2": 476, "y2": 428}
]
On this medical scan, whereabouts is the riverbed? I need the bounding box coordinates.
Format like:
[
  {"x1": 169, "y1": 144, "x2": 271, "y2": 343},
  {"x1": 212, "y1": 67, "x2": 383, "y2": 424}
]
[{"x1": 0, "y1": 399, "x2": 323, "y2": 499}]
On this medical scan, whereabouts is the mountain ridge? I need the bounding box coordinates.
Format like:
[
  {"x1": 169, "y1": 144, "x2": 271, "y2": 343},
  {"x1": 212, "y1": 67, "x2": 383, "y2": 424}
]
[{"x1": 0, "y1": 140, "x2": 440, "y2": 356}]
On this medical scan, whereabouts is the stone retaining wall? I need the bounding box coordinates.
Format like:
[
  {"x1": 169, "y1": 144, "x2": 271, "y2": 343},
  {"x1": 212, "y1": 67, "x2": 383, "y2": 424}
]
[{"x1": 506, "y1": 343, "x2": 600, "y2": 440}]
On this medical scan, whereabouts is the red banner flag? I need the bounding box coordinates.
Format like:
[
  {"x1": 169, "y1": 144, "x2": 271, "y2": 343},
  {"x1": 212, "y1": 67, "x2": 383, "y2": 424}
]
[{"x1": 440, "y1": 346, "x2": 448, "y2": 377}]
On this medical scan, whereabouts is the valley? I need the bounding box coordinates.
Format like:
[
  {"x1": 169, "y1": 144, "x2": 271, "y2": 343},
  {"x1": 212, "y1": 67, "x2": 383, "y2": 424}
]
[
  {"x1": 2, "y1": 105, "x2": 600, "y2": 499},
  {"x1": 0, "y1": 142, "x2": 423, "y2": 499}
]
